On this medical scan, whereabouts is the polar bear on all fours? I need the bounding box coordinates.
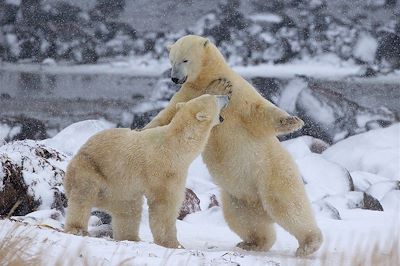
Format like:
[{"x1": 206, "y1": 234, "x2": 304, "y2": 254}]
[
  {"x1": 64, "y1": 93, "x2": 229, "y2": 249},
  {"x1": 144, "y1": 35, "x2": 323, "y2": 257}
]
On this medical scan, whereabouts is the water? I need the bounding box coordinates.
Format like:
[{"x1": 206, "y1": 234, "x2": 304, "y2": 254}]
[{"x1": 0, "y1": 68, "x2": 159, "y2": 131}]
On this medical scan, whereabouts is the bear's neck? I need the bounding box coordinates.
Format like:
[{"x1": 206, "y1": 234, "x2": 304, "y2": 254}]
[{"x1": 166, "y1": 121, "x2": 209, "y2": 163}]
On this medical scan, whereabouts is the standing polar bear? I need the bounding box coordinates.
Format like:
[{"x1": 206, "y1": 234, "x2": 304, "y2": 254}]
[
  {"x1": 144, "y1": 35, "x2": 322, "y2": 256},
  {"x1": 64, "y1": 94, "x2": 229, "y2": 248}
]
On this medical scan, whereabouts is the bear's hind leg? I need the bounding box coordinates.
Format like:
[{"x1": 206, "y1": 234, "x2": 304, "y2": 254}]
[
  {"x1": 263, "y1": 191, "x2": 323, "y2": 256},
  {"x1": 111, "y1": 194, "x2": 143, "y2": 241},
  {"x1": 221, "y1": 191, "x2": 276, "y2": 252}
]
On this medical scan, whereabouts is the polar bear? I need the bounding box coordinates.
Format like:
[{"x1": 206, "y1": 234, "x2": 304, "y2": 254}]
[
  {"x1": 64, "y1": 94, "x2": 229, "y2": 248},
  {"x1": 144, "y1": 35, "x2": 322, "y2": 256}
]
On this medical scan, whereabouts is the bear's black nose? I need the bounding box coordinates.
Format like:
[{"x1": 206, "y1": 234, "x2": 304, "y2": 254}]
[
  {"x1": 219, "y1": 115, "x2": 224, "y2": 123},
  {"x1": 171, "y1": 77, "x2": 179, "y2": 84}
]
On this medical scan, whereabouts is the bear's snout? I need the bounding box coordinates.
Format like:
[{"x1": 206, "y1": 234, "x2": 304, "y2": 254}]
[{"x1": 171, "y1": 76, "x2": 187, "y2": 84}]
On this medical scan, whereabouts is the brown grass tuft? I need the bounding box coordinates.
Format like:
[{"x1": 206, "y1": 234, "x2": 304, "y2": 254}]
[{"x1": 0, "y1": 221, "x2": 42, "y2": 266}]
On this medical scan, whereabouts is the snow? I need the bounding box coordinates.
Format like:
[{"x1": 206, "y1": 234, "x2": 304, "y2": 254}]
[
  {"x1": 250, "y1": 13, "x2": 283, "y2": 23},
  {"x1": 350, "y1": 171, "x2": 390, "y2": 192},
  {"x1": 1, "y1": 120, "x2": 399, "y2": 264},
  {"x1": 5, "y1": 0, "x2": 21, "y2": 5},
  {"x1": 43, "y1": 119, "x2": 116, "y2": 155},
  {"x1": 233, "y1": 54, "x2": 363, "y2": 79},
  {"x1": 297, "y1": 154, "x2": 352, "y2": 199},
  {"x1": 0, "y1": 124, "x2": 21, "y2": 141},
  {"x1": 323, "y1": 124, "x2": 400, "y2": 180},
  {"x1": 353, "y1": 32, "x2": 378, "y2": 63},
  {"x1": 0, "y1": 124, "x2": 11, "y2": 140}
]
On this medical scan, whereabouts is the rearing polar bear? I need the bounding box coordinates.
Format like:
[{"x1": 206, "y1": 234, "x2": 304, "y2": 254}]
[{"x1": 144, "y1": 35, "x2": 322, "y2": 256}]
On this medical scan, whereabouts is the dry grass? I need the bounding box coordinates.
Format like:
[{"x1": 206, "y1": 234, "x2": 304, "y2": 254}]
[
  {"x1": 318, "y1": 231, "x2": 400, "y2": 266},
  {"x1": 0, "y1": 222, "x2": 42, "y2": 266}
]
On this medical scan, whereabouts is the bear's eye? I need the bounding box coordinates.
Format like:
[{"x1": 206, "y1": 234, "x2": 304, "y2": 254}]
[{"x1": 182, "y1": 59, "x2": 189, "y2": 63}]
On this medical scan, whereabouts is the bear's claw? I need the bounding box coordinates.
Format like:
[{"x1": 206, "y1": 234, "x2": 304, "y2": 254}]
[{"x1": 206, "y1": 78, "x2": 233, "y2": 97}]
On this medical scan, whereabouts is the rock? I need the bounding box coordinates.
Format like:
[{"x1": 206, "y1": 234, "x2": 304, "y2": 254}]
[
  {"x1": 362, "y1": 192, "x2": 383, "y2": 211},
  {"x1": 322, "y1": 191, "x2": 383, "y2": 212},
  {"x1": 178, "y1": 188, "x2": 201, "y2": 220},
  {"x1": 376, "y1": 32, "x2": 400, "y2": 70},
  {"x1": 350, "y1": 171, "x2": 389, "y2": 192},
  {"x1": 0, "y1": 116, "x2": 47, "y2": 141},
  {"x1": 312, "y1": 200, "x2": 341, "y2": 220},
  {"x1": 0, "y1": 157, "x2": 39, "y2": 216},
  {"x1": 291, "y1": 79, "x2": 397, "y2": 143},
  {"x1": 0, "y1": 2, "x2": 18, "y2": 26},
  {"x1": 0, "y1": 140, "x2": 68, "y2": 216},
  {"x1": 131, "y1": 109, "x2": 161, "y2": 130},
  {"x1": 91, "y1": 210, "x2": 112, "y2": 225},
  {"x1": 90, "y1": 224, "x2": 113, "y2": 238},
  {"x1": 208, "y1": 194, "x2": 219, "y2": 209},
  {"x1": 284, "y1": 136, "x2": 329, "y2": 155}
]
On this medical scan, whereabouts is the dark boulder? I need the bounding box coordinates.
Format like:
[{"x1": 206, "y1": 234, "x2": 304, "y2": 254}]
[
  {"x1": 0, "y1": 116, "x2": 48, "y2": 141},
  {"x1": 376, "y1": 32, "x2": 400, "y2": 70},
  {"x1": 0, "y1": 141, "x2": 67, "y2": 216},
  {"x1": 178, "y1": 188, "x2": 201, "y2": 220}
]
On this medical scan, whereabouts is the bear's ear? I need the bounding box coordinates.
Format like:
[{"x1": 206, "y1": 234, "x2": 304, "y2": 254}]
[
  {"x1": 196, "y1": 111, "x2": 211, "y2": 121},
  {"x1": 203, "y1": 39, "x2": 209, "y2": 48},
  {"x1": 176, "y1": 102, "x2": 185, "y2": 111},
  {"x1": 167, "y1": 43, "x2": 173, "y2": 52}
]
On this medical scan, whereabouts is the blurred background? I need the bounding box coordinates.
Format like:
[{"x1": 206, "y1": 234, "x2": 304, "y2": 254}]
[{"x1": 0, "y1": 0, "x2": 399, "y2": 144}]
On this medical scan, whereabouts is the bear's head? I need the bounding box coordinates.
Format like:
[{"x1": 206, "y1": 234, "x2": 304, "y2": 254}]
[
  {"x1": 168, "y1": 35, "x2": 225, "y2": 85},
  {"x1": 171, "y1": 94, "x2": 229, "y2": 136}
]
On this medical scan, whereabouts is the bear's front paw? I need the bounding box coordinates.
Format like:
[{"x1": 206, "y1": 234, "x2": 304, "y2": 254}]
[
  {"x1": 156, "y1": 239, "x2": 184, "y2": 249},
  {"x1": 206, "y1": 78, "x2": 233, "y2": 97},
  {"x1": 277, "y1": 116, "x2": 304, "y2": 134},
  {"x1": 236, "y1": 241, "x2": 266, "y2": 251},
  {"x1": 65, "y1": 227, "x2": 89, "y2": 236}
]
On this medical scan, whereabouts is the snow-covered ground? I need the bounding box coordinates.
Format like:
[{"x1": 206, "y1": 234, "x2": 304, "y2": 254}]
[{"x1": 0, "y1": 121, "x2": 399, "y2": 265}]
